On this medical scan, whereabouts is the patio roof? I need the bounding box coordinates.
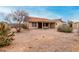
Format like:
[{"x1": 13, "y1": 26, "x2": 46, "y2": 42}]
[{"x1": 29, "y1": 17, "x2": 57, "y2": 23}]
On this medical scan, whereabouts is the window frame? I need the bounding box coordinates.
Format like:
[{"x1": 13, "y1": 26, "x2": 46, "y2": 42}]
[{"x1": 32, "y1": 22, "x2": 37, "y2": 27}]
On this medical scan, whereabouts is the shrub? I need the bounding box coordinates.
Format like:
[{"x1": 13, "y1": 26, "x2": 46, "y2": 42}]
[
  {"x1": 57, "y1": 24, "x2": 73, "y2": 33},
  {"x1": 21, "y1": 24, "x2": 28, "y2": 29},
  {"x1": 0, "y1": 22, "x2": 15, "y2": 47}
]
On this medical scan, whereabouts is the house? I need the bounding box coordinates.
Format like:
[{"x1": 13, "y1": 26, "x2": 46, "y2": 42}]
[
  {"x1": 25, "y1": 17, "x2": 65, "y2": 29},
  {"x1": 73, "y1": 22, "x2": 79, "y2": 29}
]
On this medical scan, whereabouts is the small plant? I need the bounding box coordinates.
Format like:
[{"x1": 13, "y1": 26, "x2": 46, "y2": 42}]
[
  {"x1": 0, "y1": 22, "x2": 15, "y2": 47},
  {"x1": 57, "y1": 24, "x2": 73, "y2": 33}
]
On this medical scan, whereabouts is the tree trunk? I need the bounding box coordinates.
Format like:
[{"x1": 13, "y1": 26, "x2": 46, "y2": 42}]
[{"x1": 16, "y1": 22, "x2": 21, "y2": 32}]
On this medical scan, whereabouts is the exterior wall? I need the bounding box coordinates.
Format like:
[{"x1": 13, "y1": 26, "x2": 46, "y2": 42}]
[
  {"x1": 28, "y1": 22, "x2": 79, "y2": 29},
  {"x1": 50, "y1": 23, "x2": 55, "y2": 28},
  {"x1": 29, "y1": 22, "x2": 49, "y2": 29},
  {"x1": 43, "y1": 26, "x2": 49, "y2": 29},
  {"x1": 23, "y1": 22, "x2": 29, "y2": 29},
  {"x1": 28, "y1": 22, "x2": 38, "y2": 29},
  {"x1": 28, "y1": 21, "x2": 64, "y2": 29},
  {"x1": 73, "y1": 23, "x2": 79, "y2": 29},
  {"x1": 25, "y1": 17, "x2": 65, "y2": 29},
  {"x1": 28, "y1": 22, "x2": 56, "y2": 29},
  {"x1": 55, "y1": 21, "x2": 64, "y2": 28},
  {"x1": 43, "y1": 23, "x2": 49, "y2": 29}
]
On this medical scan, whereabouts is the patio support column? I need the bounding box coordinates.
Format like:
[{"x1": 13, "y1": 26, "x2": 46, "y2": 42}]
[
  {"x1": 37, "y1": 22, "x2": 38, "y2": 29},
  {"x1": 48, "y1": 23, "x2": 50, "y2": 29},
  {"x1": 42, "y1": 22, "x2": 43, "y2": 29}
]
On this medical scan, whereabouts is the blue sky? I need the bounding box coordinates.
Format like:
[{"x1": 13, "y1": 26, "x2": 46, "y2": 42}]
[{"x1": 0, "y1": 6, "x2": 79, "y2": 22}]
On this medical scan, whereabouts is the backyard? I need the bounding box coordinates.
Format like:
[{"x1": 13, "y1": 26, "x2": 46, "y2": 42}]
[{"x1": 0, "y1": 29, "x2": 79, "y2": 52}]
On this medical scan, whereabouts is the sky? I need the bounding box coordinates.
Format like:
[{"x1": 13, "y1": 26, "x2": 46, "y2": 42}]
[{"x1": 0, "y1": 6, "x2": 79, "y2": 22}]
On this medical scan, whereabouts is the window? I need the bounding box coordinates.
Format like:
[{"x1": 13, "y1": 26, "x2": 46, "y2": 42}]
[
  {"x1": 32, "y1": 22, "x2": 37, "y2": 27},
  {"x1": 43, "y1": 23, "x2": 48, "y2": 27}
]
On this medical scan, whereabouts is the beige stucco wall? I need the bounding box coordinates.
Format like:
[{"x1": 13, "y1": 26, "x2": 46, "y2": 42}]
[
  {"x1": 28, "y1": 21, "x2": 64, "y2": 29},
  {"x1": 29, "y1": 22, "x2": 49, "y2": 29},
  {"x1": 73, "y1": 23, "x2": 79, "y2": 29},
  {"x1": 55, "y1": 21, "x2": 64, "y2": 28}
]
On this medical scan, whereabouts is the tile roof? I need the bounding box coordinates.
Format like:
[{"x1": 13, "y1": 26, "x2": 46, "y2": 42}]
[
  {"x1": 28, "y1": 17, "x2": 64, "y2": 23},
  {"x1": 29, "y1": 17, "x2": 49, "y2": 22}
]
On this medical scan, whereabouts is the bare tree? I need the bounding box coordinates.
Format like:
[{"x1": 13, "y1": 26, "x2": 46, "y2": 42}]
[{"x1": 5, "y1": 10, "x2": 29, "y2": 32}]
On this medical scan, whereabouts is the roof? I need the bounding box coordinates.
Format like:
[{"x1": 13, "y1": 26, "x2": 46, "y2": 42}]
[
  {"x1": 29, "y1": 17, "x2": 49, "y2": 22},
  {"x1": 73, "y1": 22, "x2": 79, "y2": 24},
  {"x1": 52, "y1": 19, "x2": 65, "y2": 23},
  {"x1": 29, "y1": 17, "x2": 64, "y2": 23}
]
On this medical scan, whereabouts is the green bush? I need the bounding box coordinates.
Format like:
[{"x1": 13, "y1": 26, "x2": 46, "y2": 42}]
[
  {"x1": 0, "y1": 22, "x2": 15, "y2": 47},
  {"x1": 0, "y1": 38, "x2": 12, "y2": 47},
  {"x1": 57, "y1": 24, "x2": 73, "y2": 33}
]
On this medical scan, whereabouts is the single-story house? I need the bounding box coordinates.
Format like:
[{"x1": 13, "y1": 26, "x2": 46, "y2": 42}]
[
  {"x1": 24, "y1": 17, "x2": 65, "y2": 29},
  {"x1": 73, "y1": 22, "x2": 79, "y2": 29}
]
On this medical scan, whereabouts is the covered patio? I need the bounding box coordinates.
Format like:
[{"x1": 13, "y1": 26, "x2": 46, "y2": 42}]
[{"x1": 37, "y1": 22, "x2": 55, "y2": 29}]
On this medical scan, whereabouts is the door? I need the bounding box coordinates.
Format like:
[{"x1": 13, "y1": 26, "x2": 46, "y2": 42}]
[{"x1": 38, "y1": 22, "x2": 42, "y2": 28}]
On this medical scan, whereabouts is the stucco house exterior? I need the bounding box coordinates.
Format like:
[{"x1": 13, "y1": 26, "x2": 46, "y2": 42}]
[
  {"x1": 25, "y1": 17, "x2": 65, "y2": 29},
  {"x1": 73, "y1": 22, "x2": 79, "y2": 29}
]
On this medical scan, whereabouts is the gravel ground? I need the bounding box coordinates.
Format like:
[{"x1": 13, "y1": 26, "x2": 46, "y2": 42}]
[{"x1": 0, "y1": 29, "x2": 79, "y2": 52}]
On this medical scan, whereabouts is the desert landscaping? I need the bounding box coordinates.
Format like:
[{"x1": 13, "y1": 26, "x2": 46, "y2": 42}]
[
  {"x1": 0, "y1": 29, "x2": 79, "y2": 52},
  {"x1": 0, "y1": 7, "x2": 79, "y2": 52}
]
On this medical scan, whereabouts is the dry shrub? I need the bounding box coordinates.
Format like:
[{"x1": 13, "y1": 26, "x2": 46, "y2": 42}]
[
  {"x1": 0, "y1": 22, "x2": 15, "y2": 47},
  {"x1": 57, "y1": 24, "x2": 73, "y2": 33}
]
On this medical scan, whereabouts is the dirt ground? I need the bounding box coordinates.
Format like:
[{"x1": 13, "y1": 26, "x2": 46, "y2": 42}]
[{"x1": 0, "y1": 29, "x2": 79, "y2": 52}]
